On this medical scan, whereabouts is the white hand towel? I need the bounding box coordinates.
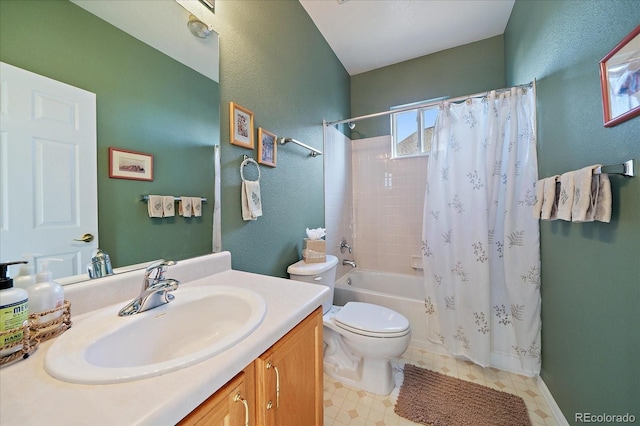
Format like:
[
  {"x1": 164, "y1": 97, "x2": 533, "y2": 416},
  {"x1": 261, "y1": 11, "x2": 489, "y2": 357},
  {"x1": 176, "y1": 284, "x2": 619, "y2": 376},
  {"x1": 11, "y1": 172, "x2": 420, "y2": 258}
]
[
  {"x1": 540, "y1": 176, "x2": 559, "y2": 220},
  {"x1": 192, "y1": 197, "x2": 202, "y2": 217},
  {"x1": 572, "y1": 165, "x2": 600, "y2": 222},
  {"x1": 532, "y1": 179, "x2": 544, "y2": 219},
  {"x1": 595, "y1": 173, "x2": 612, "y2": 223},
  {"x1": 147, "y1": 195, "x2": 163, "y2": 218},
  {"x1": 557, "y1": 172, "x2": 575, "y2": 221},
  {"x1": 163, "y1": 196, "x2": 175, "y2": 217},
  {"x1": 179, "y1": 196, "x2": 192, "y2": 217},
  {"x1": 241, "y1": 180, "x2": 262, "y2": 221}
]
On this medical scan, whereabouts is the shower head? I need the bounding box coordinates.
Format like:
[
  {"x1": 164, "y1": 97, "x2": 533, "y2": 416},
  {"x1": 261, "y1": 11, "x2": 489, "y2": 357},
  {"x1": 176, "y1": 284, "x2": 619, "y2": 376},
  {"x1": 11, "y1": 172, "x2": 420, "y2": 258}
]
[{"x1": 347, "y1": 122, "x2": 356, "y2": 130}]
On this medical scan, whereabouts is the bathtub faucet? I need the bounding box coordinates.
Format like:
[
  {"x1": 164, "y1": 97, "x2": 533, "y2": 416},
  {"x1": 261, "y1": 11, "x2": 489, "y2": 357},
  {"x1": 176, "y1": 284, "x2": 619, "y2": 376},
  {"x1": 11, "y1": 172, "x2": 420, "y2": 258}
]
[
  {"x1": 340, "y1": 238, "x2": 352, "y2": 254},
  {"x1": 342, "y1": 259, "x2": 357, "y2": 268}
]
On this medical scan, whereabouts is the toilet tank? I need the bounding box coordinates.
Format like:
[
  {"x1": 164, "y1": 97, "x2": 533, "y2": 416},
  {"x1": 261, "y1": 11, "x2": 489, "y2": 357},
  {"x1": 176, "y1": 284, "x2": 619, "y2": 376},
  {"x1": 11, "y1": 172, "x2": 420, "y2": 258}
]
[{"x1": 287, "y1": 255, "x2": 338, "y2": 314}]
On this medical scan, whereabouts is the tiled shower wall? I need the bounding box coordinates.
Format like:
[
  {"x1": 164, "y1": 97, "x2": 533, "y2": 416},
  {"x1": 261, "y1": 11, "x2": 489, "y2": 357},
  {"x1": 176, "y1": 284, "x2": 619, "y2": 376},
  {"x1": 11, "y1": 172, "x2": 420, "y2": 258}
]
[
  {"x1": 325, "y1": 128, "x2": 429, "y2": 278},
  {"x1": 352, "y1": 136, "x2": 428, "y2": 275}
]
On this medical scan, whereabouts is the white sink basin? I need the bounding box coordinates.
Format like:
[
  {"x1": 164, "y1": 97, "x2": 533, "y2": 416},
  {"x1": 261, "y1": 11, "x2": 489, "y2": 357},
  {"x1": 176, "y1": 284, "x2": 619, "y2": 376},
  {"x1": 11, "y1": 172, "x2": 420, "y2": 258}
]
[{"x1": 45, "y1": 285, "x2": 267, "y2": 384}]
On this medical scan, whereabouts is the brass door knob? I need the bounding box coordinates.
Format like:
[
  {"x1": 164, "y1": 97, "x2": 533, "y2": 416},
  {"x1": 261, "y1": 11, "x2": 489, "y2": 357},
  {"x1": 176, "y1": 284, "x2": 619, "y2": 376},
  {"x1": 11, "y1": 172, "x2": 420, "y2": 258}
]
[{"x1": 74, "y1": 233, "x2": 94, "y2": 243}]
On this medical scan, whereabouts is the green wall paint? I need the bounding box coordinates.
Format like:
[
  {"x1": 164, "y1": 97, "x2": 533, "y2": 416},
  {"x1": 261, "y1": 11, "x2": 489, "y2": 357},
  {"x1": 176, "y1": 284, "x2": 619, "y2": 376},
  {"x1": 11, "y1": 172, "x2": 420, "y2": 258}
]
[
  {"x1": 213, "y1": 1, "x2": 350, "y2": 276},
  {"x1": 350, "y1": 36, "x2": 505, "y2": 139},
  {"x1": 505, "y1": 1, "x2": 640, "y2": 423},
  {"x1": 0, "y1": 0, "x2": 219, "y2": 268}
]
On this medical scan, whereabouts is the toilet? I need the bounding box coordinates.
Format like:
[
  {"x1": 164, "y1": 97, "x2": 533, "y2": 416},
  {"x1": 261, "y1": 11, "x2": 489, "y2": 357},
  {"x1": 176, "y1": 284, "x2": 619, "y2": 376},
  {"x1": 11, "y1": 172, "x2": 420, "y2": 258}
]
[{"x1": 287, "y1": 255, "x2": 411, "y2": 395}]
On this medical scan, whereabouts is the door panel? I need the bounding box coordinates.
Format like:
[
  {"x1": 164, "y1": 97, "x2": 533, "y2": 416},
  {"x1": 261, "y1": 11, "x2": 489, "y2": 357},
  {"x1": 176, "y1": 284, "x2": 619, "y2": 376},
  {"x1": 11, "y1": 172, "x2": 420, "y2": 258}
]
[{"x1": 0, "y1": 62, "x2": 97, "y2": 278}]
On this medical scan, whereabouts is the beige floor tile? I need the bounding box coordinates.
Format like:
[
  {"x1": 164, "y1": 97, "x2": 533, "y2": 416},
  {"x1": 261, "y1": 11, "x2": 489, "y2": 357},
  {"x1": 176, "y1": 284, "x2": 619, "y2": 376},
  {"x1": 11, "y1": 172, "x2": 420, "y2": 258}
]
[{"x1": 323, "y1": 346, "x2": 557, "y2": 426}]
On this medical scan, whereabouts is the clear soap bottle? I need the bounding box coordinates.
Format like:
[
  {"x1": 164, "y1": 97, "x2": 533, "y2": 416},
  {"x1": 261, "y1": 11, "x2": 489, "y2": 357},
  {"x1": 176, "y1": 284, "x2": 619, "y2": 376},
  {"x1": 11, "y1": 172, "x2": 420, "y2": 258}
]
[
  {"x1": 27, "y1": 259, "x2": 65, "y2": 334},
  {"x1": 13, "y1": 257, "x2": 36, "y2": 289}
]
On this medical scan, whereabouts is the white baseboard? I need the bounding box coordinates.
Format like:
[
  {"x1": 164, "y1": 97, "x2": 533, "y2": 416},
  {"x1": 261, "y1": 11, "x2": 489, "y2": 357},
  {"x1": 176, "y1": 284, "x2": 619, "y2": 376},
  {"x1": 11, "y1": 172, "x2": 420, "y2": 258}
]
[{"x1": 538, "y1": 376, "x2": 569, "y2": 426}]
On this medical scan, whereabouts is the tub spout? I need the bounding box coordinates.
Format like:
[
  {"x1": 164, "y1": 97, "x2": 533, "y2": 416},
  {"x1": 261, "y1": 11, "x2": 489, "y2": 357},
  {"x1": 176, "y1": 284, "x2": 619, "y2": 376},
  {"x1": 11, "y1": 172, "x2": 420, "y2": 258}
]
[{"x1": 342, "y1": 259, "x2": 357, "y2": 268}]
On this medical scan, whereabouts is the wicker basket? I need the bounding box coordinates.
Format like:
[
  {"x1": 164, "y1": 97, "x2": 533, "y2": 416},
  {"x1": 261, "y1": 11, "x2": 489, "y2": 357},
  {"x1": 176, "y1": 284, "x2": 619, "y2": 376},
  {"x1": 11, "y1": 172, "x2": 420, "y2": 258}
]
[{"x1": 0, "y1": 300, "x2": 71, "y2": 366}]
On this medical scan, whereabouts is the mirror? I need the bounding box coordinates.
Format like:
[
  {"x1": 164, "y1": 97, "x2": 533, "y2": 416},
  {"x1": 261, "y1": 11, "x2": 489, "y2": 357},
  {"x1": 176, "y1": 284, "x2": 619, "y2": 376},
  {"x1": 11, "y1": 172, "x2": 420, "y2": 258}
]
[{"x1": 0, "y1": 0, "x2": 220, "y2": 283}]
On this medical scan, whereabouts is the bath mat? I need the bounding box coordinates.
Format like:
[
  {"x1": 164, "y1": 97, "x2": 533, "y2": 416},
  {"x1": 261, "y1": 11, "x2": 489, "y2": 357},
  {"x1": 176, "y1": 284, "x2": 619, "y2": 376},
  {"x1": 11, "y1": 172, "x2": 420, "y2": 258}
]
[{"x1": 394, "y1": 364, "x2": 531, "y2": 426}]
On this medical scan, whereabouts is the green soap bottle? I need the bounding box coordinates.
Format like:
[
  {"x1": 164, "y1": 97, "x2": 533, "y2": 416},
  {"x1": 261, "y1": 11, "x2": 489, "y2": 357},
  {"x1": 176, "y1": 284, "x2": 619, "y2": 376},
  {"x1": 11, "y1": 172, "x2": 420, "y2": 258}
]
[{"x1": 0, "y1": 261, "x2": 29, "y2": 357}]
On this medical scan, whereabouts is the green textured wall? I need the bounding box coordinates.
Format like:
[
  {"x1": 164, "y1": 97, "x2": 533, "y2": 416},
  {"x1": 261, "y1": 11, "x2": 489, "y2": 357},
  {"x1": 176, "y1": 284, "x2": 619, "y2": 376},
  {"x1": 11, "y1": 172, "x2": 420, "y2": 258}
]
[
  {"x1": 505, "y1": 1, "x2": 640, "y2": 423},
  {"x1": 0, "y1": 0, "x2": 219, "y2": 268},
  {"x1": 213, "y1": 1, "x2": 350, "y2": 276},
  {"x1": 350, "y1": 35, "x2": 505, "y2": 139}
]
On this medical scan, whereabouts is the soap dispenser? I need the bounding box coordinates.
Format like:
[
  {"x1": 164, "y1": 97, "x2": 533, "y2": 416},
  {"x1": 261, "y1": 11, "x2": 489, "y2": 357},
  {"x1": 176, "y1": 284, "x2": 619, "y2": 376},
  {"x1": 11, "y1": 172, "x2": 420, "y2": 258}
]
[
  {"x1": 0, "y1": 261, "x2": 29, "y2": 357},
  {"x1": 14, "y1": 257, "x2": 37, "y2": 289},
  {"x1": 27, "y1": 259, "x2": 65, "y2": 329}
]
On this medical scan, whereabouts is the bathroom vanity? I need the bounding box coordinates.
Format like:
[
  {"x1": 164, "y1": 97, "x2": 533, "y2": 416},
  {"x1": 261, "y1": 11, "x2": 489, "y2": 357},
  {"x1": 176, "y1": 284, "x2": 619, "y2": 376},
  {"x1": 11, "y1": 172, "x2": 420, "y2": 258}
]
[
  {"x1": 181, "y1": 308, "x2": 322, "y2": 425},
  {"x1": 0, "y1": 252, "x2": 327, "y2": 425}
]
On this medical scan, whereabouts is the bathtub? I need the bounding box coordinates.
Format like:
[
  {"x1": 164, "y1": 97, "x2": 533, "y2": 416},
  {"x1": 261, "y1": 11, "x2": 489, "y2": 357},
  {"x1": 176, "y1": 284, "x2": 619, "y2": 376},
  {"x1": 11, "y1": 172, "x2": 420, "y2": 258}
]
[
  {"x1": 333, "y1": 270, "x2": 433, "y2": 351},
  {"x1": 333, "y1": 270, "x2": 532, "y2": 374}
]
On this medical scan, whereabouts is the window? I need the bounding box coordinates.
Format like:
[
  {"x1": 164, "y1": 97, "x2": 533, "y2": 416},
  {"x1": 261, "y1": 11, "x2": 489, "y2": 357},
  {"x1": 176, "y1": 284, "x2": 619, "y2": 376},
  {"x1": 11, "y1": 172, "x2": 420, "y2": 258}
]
[{"x1": 390, "y1": 97, "x2": 446, "y2": 158}]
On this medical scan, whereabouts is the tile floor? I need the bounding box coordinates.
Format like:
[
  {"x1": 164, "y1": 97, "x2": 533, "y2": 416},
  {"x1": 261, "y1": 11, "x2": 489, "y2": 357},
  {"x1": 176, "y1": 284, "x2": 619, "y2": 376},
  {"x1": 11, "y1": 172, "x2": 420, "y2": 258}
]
[{"x1": 323, "y1": 347, "x2": 558, "y2": 426}]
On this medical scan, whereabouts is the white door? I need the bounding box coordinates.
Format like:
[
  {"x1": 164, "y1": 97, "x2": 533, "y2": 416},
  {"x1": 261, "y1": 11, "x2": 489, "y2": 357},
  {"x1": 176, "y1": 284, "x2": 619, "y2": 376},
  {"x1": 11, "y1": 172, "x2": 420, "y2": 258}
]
[{"x1": 0, "y1": 62, "x2": 97, "y2": 279}]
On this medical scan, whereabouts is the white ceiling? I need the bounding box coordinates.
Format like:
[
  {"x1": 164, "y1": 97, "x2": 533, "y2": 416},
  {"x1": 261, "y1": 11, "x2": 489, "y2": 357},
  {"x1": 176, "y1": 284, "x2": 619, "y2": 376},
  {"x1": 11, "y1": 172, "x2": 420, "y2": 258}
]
[{"x1": 299, "y1": 0, "x2": 515, "y2": 76}]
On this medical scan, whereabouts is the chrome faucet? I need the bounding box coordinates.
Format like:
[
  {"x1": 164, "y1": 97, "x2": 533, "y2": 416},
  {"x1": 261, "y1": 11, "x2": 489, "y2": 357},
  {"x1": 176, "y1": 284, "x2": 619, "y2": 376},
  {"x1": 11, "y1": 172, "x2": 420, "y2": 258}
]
[
  {"x1": 342, "y1": 259, "x2": 357, "y2": 268},
  {"x1": 339, "y1": 238, "x2": 352, "y2": 254},
  {"x1": 118, "y1": 260, "x2": 180, "y2": 316}
]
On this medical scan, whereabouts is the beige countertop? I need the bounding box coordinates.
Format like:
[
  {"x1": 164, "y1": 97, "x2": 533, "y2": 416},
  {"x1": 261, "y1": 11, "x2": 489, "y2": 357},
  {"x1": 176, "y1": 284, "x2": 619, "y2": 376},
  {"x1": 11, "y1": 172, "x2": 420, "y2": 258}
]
[{"x1": 0, "y1": 252, "x2": 328, "y2": 425}]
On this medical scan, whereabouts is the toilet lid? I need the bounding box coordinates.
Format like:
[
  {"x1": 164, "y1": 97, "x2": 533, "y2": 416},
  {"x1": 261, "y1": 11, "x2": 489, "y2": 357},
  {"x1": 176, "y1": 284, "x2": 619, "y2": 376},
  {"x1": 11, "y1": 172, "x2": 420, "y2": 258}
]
[{"x1": 334, "y1": 302, "x2": 409, "y2": 337}]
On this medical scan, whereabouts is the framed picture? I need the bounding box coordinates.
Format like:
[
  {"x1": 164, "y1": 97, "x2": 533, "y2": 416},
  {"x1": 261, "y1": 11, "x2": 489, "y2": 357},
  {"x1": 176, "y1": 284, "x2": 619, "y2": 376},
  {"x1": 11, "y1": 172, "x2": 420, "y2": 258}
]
[
  {"x1": 108, "y1": 147, "x2": 154, "y2": 181},
  {"x1": 258, "y1": 128, "x2": 277, "y2": 167},
  {"x1": 229, "y1": 102, "x2": 254, "y2": 149},
  {"x1": 599, "y1": 25, "x2": 640, "y2": 127}
]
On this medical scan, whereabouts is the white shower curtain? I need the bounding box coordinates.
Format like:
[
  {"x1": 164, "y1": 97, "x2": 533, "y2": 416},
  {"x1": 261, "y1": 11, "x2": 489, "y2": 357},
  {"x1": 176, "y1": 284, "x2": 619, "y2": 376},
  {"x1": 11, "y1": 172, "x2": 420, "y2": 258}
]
[{"x1": 422, "y1": 86, "x2": 541, "y2": 375}]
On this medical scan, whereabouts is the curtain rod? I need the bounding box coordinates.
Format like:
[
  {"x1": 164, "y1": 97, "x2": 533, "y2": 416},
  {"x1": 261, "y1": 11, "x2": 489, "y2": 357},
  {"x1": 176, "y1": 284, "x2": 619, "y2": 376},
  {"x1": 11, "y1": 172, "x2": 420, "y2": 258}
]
[{"x1": 324, "y1": 81, "x2": 535, "y2": 127}]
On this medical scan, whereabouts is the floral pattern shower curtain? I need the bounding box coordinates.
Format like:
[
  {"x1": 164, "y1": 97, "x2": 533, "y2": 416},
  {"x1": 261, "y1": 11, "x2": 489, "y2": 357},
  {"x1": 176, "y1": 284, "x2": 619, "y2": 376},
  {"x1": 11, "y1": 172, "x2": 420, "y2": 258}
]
[{"x1": 422, "y1": 87, "x2": 541, "y2": 375}]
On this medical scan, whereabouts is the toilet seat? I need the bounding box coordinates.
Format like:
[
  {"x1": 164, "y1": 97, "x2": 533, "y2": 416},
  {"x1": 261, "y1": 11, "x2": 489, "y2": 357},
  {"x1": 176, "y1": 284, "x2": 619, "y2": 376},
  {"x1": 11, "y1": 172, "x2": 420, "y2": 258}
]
[{"x1": 333, "y1": 302, "x2": 410, "y2": 338}]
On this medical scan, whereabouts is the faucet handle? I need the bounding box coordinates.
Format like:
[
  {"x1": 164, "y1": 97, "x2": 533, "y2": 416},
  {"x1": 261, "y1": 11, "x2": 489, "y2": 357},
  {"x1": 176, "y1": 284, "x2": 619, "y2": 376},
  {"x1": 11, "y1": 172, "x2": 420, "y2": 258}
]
[
  {"x1": 339, "y1": 238, "x2": 352, "y2": 254},
  {"x1": 145, "y1": 259, "x2": 177, "y2": 280}
]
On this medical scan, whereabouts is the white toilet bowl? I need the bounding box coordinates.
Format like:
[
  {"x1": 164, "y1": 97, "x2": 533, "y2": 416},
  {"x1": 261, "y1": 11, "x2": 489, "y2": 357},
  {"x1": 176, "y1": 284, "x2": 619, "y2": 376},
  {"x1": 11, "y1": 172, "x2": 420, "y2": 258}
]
[
  {"x1": 287, "y1": 256, "x2": 411, "y2": 395},
  {"x1": 322, "y1": 303, "x2": 410, "y2": 395}
]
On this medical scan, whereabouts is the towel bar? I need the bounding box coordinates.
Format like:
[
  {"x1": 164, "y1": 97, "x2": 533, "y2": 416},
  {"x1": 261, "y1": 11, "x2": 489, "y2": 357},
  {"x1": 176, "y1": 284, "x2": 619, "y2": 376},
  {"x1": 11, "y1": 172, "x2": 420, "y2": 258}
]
[
  {"x1": 279, "y1": 137, "x2": 322, "y2": 157},
  {"x1": 141, "y1": 195, "x2": 207, "y2": 203},
  {"x1": 594, "y1": 159, "x2": 636, "y2": 177}
]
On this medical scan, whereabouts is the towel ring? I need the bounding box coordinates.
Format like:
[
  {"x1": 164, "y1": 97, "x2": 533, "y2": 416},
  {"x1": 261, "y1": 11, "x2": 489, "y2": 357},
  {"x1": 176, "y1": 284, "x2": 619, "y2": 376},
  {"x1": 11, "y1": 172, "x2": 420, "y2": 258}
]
[{"x1": 240, "y1": 157, "x2": 260, "y2": 182}]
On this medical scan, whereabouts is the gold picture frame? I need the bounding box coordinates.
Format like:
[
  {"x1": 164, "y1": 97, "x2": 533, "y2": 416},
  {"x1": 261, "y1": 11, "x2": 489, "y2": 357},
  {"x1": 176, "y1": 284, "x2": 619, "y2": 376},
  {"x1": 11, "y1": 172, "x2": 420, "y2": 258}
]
[
  {"x1": 108, "y1": 147, "x2": 154, "y2": 181},
  {"x1": 258, "y1": 128, "x2": 277, "y2": 167},
  {"x1": 229, "y1": 102, "x2": 254, "y2": 149},
  {"x1": 599, "y1": 25, "x2": 640, "y2": 127}
]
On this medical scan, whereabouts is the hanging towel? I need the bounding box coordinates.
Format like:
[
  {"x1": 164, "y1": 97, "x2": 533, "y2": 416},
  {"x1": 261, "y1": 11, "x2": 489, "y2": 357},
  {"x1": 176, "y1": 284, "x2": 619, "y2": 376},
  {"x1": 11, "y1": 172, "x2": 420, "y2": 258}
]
[
  {"x1": 557, "y1": 172, "x2": 575, "y2": 221},
  {"x1": 540, "y1": 176, "x2": 560, "y2": 220},
  {"x1": 242, "y1": 180, "x2": 262, "y2": 220},
  {"x1": 532, "y1": 179, "x2": 544, "y2": 219},
  {"x1": 192, "y1": 197, "x2": 202, "y2": 217},
  {"x1": 240, "y1": 157, "x2": 262, "y2": 221},
  {"x1": 163, "y1": 196, "x2": 175, "y2": 217},
  {"x1": 179, "y1": 196, "x2": 192, "y2": 217},
  {"x1": 148, "y1": 195, "x2": 163, "y2": 218},
  {"x1": 595, "y1": 173, "x2": 612, "y2": 223},
  {"x1": 572, "y1": 165, "x2": 600, "y2": 222}
]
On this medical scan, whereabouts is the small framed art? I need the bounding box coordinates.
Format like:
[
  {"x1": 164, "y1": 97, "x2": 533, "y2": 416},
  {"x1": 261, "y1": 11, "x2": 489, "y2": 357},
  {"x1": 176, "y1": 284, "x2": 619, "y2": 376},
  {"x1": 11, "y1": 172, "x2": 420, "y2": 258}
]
[
  {"x1": 599, "y1": 25, "x2": 640, "y2": 127},
  {"x1": 258, "y1": 128, "x2": 277, "y2": 167},
  {"x1": 229, "y1": 102, "x2": 255, "y2": 149},
  {"x1": 108, "y1": 147, "x2": 154, "y2": 181}
]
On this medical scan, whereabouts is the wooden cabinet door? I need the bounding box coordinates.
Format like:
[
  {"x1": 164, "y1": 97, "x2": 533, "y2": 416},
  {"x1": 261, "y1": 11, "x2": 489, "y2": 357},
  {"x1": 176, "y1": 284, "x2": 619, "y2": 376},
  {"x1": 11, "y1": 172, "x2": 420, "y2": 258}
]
[
  {"x1": 255, "y1": 308, "x2": 323, "y2": 426},
  {"x1": 179, "y1": 366, "x2": 254, "y2": 426}
]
